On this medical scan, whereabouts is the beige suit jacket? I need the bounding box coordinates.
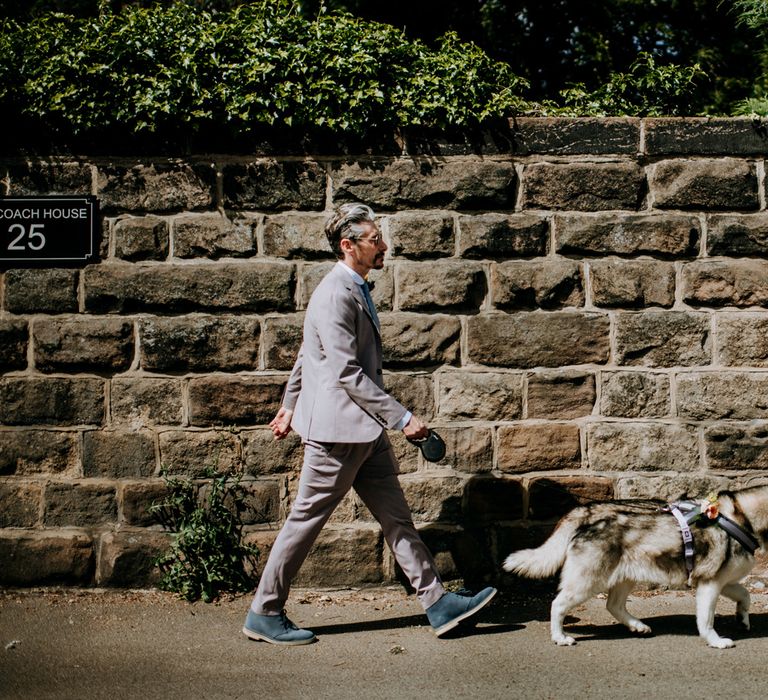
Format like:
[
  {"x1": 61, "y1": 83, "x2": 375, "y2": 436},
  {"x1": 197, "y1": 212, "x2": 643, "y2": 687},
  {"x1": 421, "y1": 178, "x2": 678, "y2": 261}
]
[{"x1": 282, "y1": 263, "x2": 407, "y2": 443}]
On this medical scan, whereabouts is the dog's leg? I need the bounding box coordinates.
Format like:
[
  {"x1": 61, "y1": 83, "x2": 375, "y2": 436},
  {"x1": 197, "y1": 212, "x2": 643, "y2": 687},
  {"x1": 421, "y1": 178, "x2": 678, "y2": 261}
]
[
  {"x1": 606, "y1": 581, "x2": 652, "y2": 635},
  {"x1": 696, "y1": 581, "x2": 733, "y2": 648},
  {"x1": 721, "y1": 582, "x2": 750, "y2": 630},
  {"x1": 550, "y1": 589, "x2": 587, "y2": 646}
]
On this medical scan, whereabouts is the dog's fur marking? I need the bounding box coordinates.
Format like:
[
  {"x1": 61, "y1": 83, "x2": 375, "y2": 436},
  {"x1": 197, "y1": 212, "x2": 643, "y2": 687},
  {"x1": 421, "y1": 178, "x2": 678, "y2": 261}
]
[{"x1": 504, "y1": 487, "x2": 768, "y2": 648}]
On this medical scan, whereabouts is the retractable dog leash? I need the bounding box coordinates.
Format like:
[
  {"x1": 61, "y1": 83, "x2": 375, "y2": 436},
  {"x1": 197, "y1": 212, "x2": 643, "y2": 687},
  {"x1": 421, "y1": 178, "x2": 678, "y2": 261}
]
[{"x1": 407, "y1": 429, "x2": 446, "y2": 463}]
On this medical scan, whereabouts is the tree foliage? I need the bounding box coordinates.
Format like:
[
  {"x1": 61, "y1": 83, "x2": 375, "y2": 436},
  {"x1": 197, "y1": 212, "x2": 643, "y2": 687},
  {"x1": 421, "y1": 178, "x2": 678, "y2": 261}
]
[{"x1": 0, "y1": 0, "x2": 529, "y2": 144}]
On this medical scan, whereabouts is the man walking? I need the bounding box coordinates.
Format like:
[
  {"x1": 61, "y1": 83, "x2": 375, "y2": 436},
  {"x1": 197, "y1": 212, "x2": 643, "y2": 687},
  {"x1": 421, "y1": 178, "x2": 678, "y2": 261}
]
[{"x1": 244, "y1": 203, "x2": 496, "y2": 645}]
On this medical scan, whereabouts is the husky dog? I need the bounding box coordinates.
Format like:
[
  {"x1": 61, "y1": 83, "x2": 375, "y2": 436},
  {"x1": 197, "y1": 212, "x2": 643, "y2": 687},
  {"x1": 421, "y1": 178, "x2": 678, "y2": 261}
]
[{"x1": 504, "y1": 485, "x2": 768, "y2": 648}]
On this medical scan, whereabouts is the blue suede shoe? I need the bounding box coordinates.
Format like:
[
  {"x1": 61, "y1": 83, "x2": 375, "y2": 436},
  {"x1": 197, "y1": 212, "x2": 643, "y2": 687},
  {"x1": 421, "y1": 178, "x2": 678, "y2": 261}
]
[
  {"x1": 243, "y1": 609, "x2": 316, "y2": 645},
  {"x1": 426, "y1": 587, "x2": 497, "y2": 637}
]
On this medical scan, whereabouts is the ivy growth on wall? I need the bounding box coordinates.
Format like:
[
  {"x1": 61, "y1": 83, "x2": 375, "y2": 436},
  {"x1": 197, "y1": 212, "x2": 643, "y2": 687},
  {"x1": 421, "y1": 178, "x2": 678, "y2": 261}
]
[{"x1": 0, "y1": 0, "x2": 707, "y2": 147}]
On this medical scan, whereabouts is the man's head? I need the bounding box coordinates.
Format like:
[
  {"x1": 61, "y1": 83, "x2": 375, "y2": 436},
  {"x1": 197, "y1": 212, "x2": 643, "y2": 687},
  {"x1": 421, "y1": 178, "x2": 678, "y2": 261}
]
[{"x1": 325, "y1": 202, "x2": 387, "y2": 275}]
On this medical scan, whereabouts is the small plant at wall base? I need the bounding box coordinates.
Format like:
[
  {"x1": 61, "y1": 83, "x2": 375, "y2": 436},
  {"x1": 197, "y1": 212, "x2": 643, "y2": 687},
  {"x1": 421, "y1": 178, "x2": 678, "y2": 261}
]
[{"x1": 150, "y1": 469, "x2": 260, "y2": 603}]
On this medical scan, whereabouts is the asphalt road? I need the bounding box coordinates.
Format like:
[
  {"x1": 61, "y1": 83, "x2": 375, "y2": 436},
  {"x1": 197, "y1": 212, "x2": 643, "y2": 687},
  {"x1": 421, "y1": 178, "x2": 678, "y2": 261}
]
[{"x1": 2, "y1": 585, "x2": 768, "y2": 700}]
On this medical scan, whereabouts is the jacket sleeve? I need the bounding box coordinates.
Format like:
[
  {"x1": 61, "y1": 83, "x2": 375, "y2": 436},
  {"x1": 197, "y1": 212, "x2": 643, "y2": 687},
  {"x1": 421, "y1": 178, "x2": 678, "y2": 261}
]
[
  {"x1": 315, "y1": 288, "x2": 407, "y2": 429},
  {"x1": 281, "y1": 345, "x2": 303, "y2": 412}
]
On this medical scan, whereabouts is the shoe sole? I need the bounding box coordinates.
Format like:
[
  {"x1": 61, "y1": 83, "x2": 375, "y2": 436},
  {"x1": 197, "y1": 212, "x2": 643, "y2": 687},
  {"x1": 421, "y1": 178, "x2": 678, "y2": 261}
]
[
  {"x1": 433, "y1": 589, "x2": 497, "y2": 638},
  {"x1": 242, "y1": 625, "x2": 316, "y2": 646}
]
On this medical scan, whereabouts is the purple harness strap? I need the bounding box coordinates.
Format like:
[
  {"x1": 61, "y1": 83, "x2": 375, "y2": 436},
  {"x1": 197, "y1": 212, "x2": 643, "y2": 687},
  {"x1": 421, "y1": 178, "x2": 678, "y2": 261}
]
[{"x1": 664, "y1": 500, "x2": 760, "y2": 581}]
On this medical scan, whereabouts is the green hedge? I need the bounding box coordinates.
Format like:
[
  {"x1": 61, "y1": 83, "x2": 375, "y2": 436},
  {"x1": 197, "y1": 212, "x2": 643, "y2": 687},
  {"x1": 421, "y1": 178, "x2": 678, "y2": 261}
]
[{"x1": 0, "y1": 1, "x2": 528, "y2": 142}]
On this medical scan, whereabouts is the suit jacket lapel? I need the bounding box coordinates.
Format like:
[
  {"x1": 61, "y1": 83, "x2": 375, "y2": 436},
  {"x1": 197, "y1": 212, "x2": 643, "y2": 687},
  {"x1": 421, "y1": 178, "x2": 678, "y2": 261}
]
[{"x1": 334, "y1": 264, "x2": 380, "y2": 336}]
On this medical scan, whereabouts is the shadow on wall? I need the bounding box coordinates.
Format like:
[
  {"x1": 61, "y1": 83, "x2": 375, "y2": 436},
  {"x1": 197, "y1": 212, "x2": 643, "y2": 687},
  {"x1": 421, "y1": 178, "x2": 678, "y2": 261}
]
[{"x1": 393, "y1": 475, "x2": 607, "y2": 594}]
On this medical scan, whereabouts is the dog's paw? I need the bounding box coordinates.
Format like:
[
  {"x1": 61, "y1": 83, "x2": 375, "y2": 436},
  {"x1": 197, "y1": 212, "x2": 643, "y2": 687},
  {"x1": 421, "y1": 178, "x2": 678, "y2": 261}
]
[
  {"x1": 737, "y1": 613, "x2": 750, "y2": 630},
  {"x1": 628, "y1": 620, "x2": 652, "y2": 635},
  {"x1": 553, "y1": 635, "x2": 576, "y2": 646},
  {"x1": 707, "y1": 637, "x2": 735, "y2": 649}
]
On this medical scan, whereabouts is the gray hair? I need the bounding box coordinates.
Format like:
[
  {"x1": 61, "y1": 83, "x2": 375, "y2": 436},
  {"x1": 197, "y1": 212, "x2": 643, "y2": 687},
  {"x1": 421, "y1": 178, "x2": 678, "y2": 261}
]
[{"x1": 325, "y1": 203, "x2": 376, "y2": 258}]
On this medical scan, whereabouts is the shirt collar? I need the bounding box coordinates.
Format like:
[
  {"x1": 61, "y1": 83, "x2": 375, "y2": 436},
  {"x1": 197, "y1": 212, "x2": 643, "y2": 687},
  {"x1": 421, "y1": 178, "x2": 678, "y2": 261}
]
[{"x1": 338, "y1": 261, "x2": 366, "y2": 286}]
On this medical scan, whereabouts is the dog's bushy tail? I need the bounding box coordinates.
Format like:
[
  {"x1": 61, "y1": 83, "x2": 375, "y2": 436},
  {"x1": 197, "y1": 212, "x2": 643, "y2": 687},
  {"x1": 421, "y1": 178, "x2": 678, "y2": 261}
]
[{"x1": 503, "y1": 512, "x2": 581, "y2": 578}]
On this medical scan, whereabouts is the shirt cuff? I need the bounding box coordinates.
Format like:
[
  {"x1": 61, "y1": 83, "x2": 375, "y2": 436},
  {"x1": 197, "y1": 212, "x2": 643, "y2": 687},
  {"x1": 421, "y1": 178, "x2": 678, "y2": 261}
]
[{"x1": 395, "y1": 410, "x2": 412, "y2": 431}]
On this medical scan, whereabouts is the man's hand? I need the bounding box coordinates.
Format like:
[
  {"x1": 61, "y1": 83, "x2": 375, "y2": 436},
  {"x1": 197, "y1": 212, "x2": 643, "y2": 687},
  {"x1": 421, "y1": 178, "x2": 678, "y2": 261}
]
[
  {"x1": 269, "y1": 407, "x2": 294, "y2": 440},
  {"x1": 402, "y1": 414, "x2": 429, "y2": 440}
]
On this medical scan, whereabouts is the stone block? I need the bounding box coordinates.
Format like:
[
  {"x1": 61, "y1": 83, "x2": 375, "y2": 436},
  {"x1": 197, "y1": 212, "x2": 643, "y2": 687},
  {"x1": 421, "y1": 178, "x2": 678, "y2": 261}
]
[
  {"x1": 96, "y1": 530, "x2": 170, "y2": 587},
  {"x1": 510, "y1": 117, "x2": 640, "y2": 155},
  {"x1": 400, "y1": 472, "x2": 466, "y2": 522},
  {"x1": 380, "y1": 313, "x2": 461, "y2": 368},
  {"x1": 437, "y1": 370, "x2": 523, "y2": 421},
  {"x1": 262, "y1": 314, "x2": 303, "y2": 371},
  {"x1": 262, "y1": 213, "x2": 333, "y2": 259},
  {"x1": 397, "y1": 261, "x2": 486, "y2": 312},
  {"x1": 705, "y1": 422, "x2": 768, "y2": 471},
  {"x1": 432, "y1": 426, "x2": 494, "y2": 474},
  {"x1": 527, "y1": 371, "x2": 596, "y2": 419},
  {"x1": 96, "y1": 162, "x2": 215, "y2": 213},
  {"x1": 113, "y1": 215, "x2": 169, "y2": 261},
  {"x1": 590, "y1": 259, "x2": 676, "y2": 308},
  {"x1": 242, "y1": 429, "x2": 303, "y2": 476},
  {"x1": 717, "y1": 313, "x2": 768, "y2": 366},
  {"x1": 388, "y1": 213, "x2": 454, "y2": 259},
  {"x1": 243, "y1": 530, "x2": 276, "y2": 579},
  {"x1": 33, "y1": 316, "x2": 134, "y2": 373},
  {"x1": 388, "y1": 431, "x2": 420, "y2": 474},
  {"x1": 189, "y1": 376, "x2": 285, "y2": 426},
  {"x1": 6, "y1": 161, "x2": 92, "y2": 195},
  {"x1": 492, "y1": 260, "x2": 584, "y2": 310},
  {"x1": 522, "y1": 162, "x2": 645, "y2": 211},
  {"x1": 615, "y1": 311, "x2": 710, "y2": 366},
  {"x1": 682, "y1": 260, "x2": 768, "y2": 308},
  {"x1": 644, "y1": 117, "x2": 768, "y2": 156},
  {"x1": 84, "y1": 262, "x2": 295, "y2": 313},
  {"x1": 110, "y1": 377, "x2": 183, "y2": 426},
  {"x1": 467, "y1": 312, "x2": 610, "y2": 368},
  {"x1": 615, "y1": 474, "x2": 730, "y2": 500},
  {"x1": 0, "y1": 531, "x2": 94, "y2": 585},
  {"x1": 0, "y1": 319, "x2": 27, "y2": 371},
  {"x1": 677, "y1": 372, "x2": 768, "y2": 420},
  {"x1": 416, "y1": 525, "x2": 494, "y2": 584},
  {"x1": 139, "y1": 315, "x2": 260, "y2": 373},
  {"x1": 528, "y1": 476, "x2": 614, "y2": 520},
  {"x1": 650, "y1": 158, "x2": 758, "y2": 210},
  {"x1": 587, "y1": 422, "x2": 699, "y2": 472},
  {"x1": 554, "y1": 212, "x2": 700, "y2": 257},
  {"x1": 331, "y1": 158, "x2": 517, "y2": 210},
  {"x1": 497, "y1": 423, "x2": 581, "y2": 473},
  {"x1": 299, "y1": 262, "x2": 335, "y2": 308},
  {"x1": 173, "y1": 212, "x2": 255, "y2": 259},
  {"x1": 600, "y1": 371, "x2": 671, "y2": 418},
  {"x1": 0, "y1": 480, "x2": 42, "y2": 527},
  {"x1": 0, "y1": 429, "x2": 78, "y2": 475},
  {"x1": 222, "y1": 160, "x2": 326, "y2": 210},
  {"x1": 82, "y1": 430, "x2": 156, "y2": 478},
  {"x1": 384, "y1": 372, "x2": 435, "y2": 421},
  {"x1": 708, "y1": 213, "x2": 768, "y2": 257},
  {"x1": 462, "y1": 476, "x2": 524, "y2": 523},
  {"x1": 158, "y1": 430, "x2": 240, "y2": 476},
  {"x1": 4, "y1": 268, "x2": 78, "y2": 313},
  {"x1": 458, "y1": 213, "x2": 548, "y2": 259},
  {"x1": 44, "y1": 481, "x2": 117, "y2": 526},
  {"x1": 240, "y1": 479, "x2": 281, "y2": 524},
  {"x1": 0, "y1": 377, "x2": 104, "y2": 426},
  {"x1": 120, "y1": 479, "x2": 170, "y2": 527},
  {"x1": 294, "y1": 526, "x2": 383, "y2": 587},
  {"x1": 366, "y1": 267, "x2": 394, "y2": 312}
]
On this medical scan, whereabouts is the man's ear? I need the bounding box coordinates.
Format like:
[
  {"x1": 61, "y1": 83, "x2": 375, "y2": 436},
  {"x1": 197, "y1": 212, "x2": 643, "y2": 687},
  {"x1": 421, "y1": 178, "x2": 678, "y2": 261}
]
[{"x1": 339, "y1": 237, "x2": 354, "y2": 255}]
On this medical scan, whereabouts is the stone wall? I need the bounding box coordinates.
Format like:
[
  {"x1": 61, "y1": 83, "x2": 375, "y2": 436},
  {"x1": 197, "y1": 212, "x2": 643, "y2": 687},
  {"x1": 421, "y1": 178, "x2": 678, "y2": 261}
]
[{"x1": 2, "y1": 117, "x2": 768, "y2": 589}]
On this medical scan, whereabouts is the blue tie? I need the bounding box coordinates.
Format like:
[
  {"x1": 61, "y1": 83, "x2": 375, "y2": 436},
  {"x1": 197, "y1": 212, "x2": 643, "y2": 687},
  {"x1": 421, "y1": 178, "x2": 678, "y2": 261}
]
[{"x1": 360, "y1": 282, "x2": 380, "y2": 330}]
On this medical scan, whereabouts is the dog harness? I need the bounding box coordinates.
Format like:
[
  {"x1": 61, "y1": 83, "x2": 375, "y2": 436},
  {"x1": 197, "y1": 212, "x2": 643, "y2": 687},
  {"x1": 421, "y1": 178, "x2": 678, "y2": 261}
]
[{"x1": 664, "y1": 496, "x2": 760, "y2": 577}]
